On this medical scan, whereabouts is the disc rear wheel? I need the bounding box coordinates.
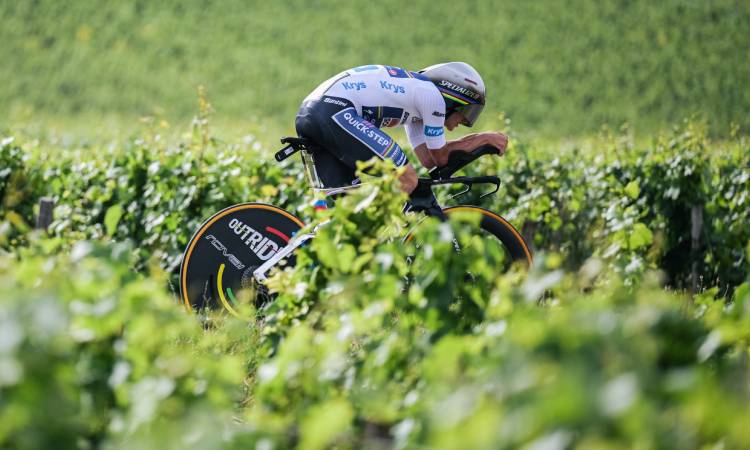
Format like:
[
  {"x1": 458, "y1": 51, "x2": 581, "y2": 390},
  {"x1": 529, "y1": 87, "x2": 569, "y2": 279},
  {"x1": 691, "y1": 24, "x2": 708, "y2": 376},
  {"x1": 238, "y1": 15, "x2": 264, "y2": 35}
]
[{"x1": 180, "y1": 203, "x2": 304, "y2": 319}]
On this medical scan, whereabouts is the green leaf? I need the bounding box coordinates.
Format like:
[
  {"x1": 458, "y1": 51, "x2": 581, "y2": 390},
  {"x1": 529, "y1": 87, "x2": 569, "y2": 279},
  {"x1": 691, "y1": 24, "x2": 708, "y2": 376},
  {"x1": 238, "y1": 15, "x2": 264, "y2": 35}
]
[
  {"x1": 299, "y1": 398, "x2": 354, "y2": 450},
  {"x1": 624, "y1": 181, "x2": 640, "y2": 199},
  {"x1": 628, "y1": 222, "x2": 653, "y2": 250},
  {"x1": 338, "y1": 244, "x2": 357, "y2": 273},
  {"x1": 104, "y1": 204, "x2": 124, "y2": 237},
  {"x1": 5, "y1": 211, "x2": 29, "y2": 233},
  {"x1": 315, "y1": 236, "x2": 339, "y2": 269}
]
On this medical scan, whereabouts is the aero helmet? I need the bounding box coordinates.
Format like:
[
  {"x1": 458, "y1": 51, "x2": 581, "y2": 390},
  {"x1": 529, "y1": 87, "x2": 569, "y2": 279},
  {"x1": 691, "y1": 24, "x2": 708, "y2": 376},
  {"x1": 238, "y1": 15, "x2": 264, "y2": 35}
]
[{"x1": 419, "y1": 62, "x2": 485, "y2": 127}]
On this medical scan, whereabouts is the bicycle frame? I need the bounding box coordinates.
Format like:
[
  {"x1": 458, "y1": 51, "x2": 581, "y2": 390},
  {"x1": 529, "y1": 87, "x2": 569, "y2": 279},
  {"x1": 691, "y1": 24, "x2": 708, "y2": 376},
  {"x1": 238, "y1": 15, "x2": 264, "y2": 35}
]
[
  {"x1": 253, "y1": 219, "x2": 330, "y2": 282},
  {"x1": 253, "y1": 139, "x2": 504, "y2": 282}
]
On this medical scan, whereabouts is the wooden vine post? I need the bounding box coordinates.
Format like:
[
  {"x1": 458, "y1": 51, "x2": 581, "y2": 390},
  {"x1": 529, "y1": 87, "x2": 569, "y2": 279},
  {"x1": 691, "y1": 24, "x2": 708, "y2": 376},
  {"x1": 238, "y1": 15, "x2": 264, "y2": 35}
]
[
  {"x1": 36, "y1": 197, "x2": 54, "y2": 231},
  {"x1": 690, "y1": 205, "x2": 703, "y2": 294}
]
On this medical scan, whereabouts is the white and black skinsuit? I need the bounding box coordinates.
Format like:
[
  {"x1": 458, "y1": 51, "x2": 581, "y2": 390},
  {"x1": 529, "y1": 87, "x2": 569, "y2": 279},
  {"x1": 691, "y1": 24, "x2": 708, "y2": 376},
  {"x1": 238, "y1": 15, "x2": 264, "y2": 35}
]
[{"x1": 295, "y1": 64, "x2": 448, "y2": 188}]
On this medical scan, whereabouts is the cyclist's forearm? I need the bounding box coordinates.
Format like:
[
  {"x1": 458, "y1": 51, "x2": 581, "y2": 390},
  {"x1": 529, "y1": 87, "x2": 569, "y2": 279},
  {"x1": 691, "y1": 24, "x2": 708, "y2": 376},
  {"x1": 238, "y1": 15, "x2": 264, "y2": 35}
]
[
  {"x1": 414, "y1": 132, "x2": 500, "y2": 169},
  {"x1": 414, "y1": 144, "x2": 442, "y2": 168},
  {"x1": 415, "y1": 137, "x2": 482, "y2": 168},
  {"x1": 444, "y1": 132, "x2": 491, "y2": 151}
]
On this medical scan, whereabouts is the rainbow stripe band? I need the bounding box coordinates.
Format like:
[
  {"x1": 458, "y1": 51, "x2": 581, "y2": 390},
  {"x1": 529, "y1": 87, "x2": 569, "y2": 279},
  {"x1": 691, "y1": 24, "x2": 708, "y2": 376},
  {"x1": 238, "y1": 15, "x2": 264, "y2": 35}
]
[
  {"x1": 438, "y1": 87, "x2": 474, "y2": 105},
  {"x1": 382, "y1": 139, "x2": 407, "y2": 166},
  {"x1": 265, "y1": 226, "x2": 291, "y2": 243},
  {"x1": 227, "y1": 287, "x2": 237, "y2": 304},
  {"x1": 383, "y1": 140, "x2": 397, "y2": 158}
]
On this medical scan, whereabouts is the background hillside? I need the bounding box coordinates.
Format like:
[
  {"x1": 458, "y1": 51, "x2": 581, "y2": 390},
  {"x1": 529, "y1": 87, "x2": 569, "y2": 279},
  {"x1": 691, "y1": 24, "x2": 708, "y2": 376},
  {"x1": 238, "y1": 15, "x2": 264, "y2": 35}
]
[{"x1": 2, "y1": 0, "x2": 749, "y2": 138}]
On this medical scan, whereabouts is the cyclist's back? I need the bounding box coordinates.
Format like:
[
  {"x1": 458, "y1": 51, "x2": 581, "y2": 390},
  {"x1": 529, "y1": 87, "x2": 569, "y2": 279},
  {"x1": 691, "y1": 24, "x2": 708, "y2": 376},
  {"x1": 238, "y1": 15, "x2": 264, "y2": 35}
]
[
  {"x1": 295, "y1": 62, "x2": 506, "y2": 193},
  {"x1": 306, "y1": 65, "x2": 445, "y2": 136}
]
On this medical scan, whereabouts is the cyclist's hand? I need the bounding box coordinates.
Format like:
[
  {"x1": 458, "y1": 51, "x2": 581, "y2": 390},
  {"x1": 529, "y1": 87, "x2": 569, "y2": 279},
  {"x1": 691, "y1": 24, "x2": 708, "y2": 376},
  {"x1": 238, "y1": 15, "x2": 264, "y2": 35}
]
[{"x1": 485, "y1": 132, "x2": 508, "y2": 155}]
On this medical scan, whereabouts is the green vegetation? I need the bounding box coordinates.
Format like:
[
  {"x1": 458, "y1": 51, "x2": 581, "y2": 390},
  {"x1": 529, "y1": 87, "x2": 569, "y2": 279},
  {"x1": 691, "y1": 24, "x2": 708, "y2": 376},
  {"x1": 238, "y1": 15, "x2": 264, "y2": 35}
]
[
  {"x1": 2, "y1": 119, "x2": 750, "y2": 448},
  {"x1": 2, "y1": 120, "x2": 748, "y2": 291},
  {"x1": 2, "y1": 0, "x2": 749, "y2": 137},
  {"x1": 1, "y1": 1, "x2": 749, "y2": 448},
  {"x1": 2, "y1": 161, "x2": 750, "y2": 448}
]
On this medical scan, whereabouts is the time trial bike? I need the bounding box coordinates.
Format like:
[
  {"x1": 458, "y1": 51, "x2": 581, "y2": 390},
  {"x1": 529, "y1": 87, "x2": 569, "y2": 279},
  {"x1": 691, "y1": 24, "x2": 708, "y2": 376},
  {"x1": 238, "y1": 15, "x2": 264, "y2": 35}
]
[{"x1": 179, "y1": 137, "x2": 533, "y2": 318}]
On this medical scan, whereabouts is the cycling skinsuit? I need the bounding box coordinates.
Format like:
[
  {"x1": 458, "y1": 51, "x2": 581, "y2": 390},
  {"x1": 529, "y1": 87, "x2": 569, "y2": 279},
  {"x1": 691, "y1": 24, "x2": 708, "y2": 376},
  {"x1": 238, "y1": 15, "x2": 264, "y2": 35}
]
[{"x1": 295, "y1": 65, "x2": 447, "y2": 188}]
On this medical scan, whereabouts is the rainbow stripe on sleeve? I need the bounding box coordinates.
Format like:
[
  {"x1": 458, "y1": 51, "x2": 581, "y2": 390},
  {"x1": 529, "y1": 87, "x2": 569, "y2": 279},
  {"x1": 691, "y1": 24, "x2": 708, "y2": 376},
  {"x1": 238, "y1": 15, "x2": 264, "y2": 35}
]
[{"x1": 383, "y1": 140, "x2": 398, "y2": 159}]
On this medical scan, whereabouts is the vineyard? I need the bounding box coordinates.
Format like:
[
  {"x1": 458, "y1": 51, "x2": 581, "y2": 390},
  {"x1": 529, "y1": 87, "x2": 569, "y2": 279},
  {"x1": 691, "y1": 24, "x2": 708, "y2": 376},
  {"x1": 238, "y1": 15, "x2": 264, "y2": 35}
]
[
  {"x1": 2, "y1": 118, "x2": 749, "y2": 448},
  {"x1": 2, "y1": 0, "x2": 750, "y2": 448}
]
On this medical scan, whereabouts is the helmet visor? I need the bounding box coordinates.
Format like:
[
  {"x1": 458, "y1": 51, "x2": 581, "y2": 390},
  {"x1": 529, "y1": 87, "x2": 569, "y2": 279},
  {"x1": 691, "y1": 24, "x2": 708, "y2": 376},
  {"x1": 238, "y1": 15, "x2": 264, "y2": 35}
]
[{"x1": 457, "y1": 103, "x2": 484, "y2": 127}]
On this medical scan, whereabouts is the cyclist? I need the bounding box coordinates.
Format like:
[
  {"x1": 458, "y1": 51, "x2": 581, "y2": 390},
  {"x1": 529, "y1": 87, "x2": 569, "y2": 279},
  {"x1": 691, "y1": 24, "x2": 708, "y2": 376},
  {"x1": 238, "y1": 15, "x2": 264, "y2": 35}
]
[{"x1": 295, "y1": 62, "x2": 508, "y2": 194}]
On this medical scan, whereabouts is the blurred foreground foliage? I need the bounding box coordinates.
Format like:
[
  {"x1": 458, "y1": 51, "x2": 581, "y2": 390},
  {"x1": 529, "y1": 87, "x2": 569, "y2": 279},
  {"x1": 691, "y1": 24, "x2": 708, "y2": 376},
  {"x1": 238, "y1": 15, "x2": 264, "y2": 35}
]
[
  {"x1": 1, "y1": 120, "x2": 749, "y2": 448},
  {"x1": 1, "y1": 177, "x2": 749, "y2": 449}
]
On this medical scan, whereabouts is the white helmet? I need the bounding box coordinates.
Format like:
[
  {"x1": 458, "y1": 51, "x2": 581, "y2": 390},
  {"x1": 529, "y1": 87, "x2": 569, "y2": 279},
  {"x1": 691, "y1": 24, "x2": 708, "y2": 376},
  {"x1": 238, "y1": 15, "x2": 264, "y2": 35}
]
[{"x1": 419, "y1": 62, "x2": 486, "y2": 127}]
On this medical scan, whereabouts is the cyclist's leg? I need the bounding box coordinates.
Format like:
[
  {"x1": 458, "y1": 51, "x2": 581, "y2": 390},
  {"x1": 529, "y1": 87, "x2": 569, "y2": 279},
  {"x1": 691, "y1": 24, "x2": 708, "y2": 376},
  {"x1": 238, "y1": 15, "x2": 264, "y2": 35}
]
[
  {"x1": 296, "y1": 98, "x2": 358, "y2": 188},
  {"x1": 323, "y1": 104, "x2": 408, "y2": 169},
  {"x1": 310, "y1": 147, "x2": 360, "y2": 188},
  {"x1": 295, "y1": 95, "x2": 408, "y2": 187}
]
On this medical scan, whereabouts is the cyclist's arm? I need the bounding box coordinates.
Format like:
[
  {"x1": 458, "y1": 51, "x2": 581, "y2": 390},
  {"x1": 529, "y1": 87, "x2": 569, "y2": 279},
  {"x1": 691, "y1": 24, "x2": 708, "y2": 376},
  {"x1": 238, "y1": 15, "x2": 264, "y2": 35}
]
[
  {"x1": 409, "y1": 85, "x2": 507, "y2": 169},
  {"x1": 413, "y1": 131, "x2": 508, "y2": 169}
]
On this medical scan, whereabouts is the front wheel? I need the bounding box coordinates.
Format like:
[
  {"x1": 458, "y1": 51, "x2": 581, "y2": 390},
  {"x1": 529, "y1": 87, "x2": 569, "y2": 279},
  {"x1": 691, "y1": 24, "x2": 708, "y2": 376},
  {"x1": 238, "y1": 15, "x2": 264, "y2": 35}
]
[{"x1": 442, "y1": 205, "x2": 533, "y2": 266}]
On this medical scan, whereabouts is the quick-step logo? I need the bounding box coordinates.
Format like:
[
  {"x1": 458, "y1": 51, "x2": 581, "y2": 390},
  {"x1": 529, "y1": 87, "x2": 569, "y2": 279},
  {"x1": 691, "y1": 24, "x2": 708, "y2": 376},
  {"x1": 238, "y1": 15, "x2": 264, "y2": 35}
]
[
  {"x1": 342, "y1": 111, "x2": 392, "y2": 147},
  {"x1": 331, "y1": 108, "x2": 407, "y2": 166},
  {"x1": 204, "y1": 234, "x2": 246, "y2": 269},
  {"x1": 228, "y1": 218, "x2": 280, "y2": 261}
]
